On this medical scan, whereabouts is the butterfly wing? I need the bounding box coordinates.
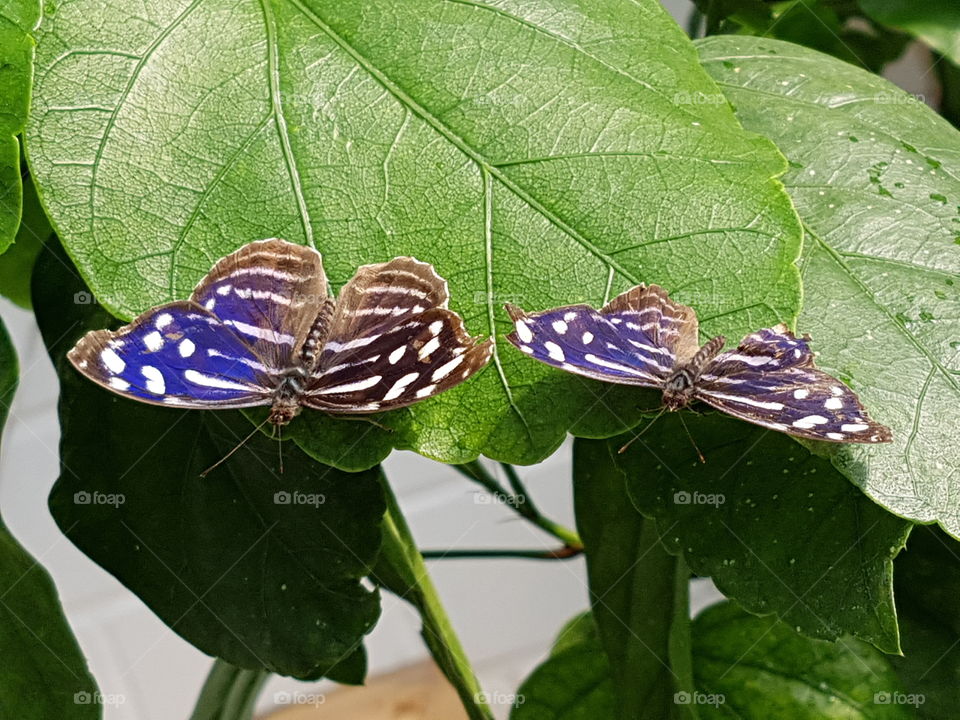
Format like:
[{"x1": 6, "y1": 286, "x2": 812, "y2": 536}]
[
  {"x1": 695, "y1": 324, "x2": 892, "y2": 443},
  {"x1": 303, "y1": 258, "x2": 492, "y2": 412},
  {"x1": 68, "y1": 302, "x2": 276, "y2": 408},
  {"x1": 503, "y1": 284, "x2": 697, "y2": 387},
  {"x1": 189, "y1": 238, "x2": 330, "y2": 371}
]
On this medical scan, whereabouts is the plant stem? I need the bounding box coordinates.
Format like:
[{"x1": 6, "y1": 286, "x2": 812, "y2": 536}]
[
  {"x1": 422, "y1": 545, "x2": 583, "y2": 560},
  {"x1": 376, "y1": 479, "x2": 494, "y2": 720},
  {"x1": 189, "y1": 660, "x2": 268, "y2": 720},
  {"x1": 454, "y1": 461, "x2": 584, "y2": 549}
]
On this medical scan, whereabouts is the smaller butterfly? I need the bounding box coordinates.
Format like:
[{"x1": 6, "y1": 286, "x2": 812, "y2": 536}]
[
  {"x1": 68, "y1": 239, "x2": 493, "y2": 425},
  {"x1": 505, "y1": 284, "x2": 892, "y2": 444}
]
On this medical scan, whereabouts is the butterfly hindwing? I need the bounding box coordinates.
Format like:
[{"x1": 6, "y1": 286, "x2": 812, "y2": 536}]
[
  {"x1": 67, "y1": 302, "x2": 275, "y2": 408},
  {"x1": 601, "y1": 283, "x2": 701, "y2": 364},
  {"x1": 305, "y1": 259, "x2": 492, "y2": 412},
  {"x1": 190, "y1": 238, "x2": 330, "y2": 371},
  {"x1": 696, "y1": 326, "x2": 891, "y2": 443}
]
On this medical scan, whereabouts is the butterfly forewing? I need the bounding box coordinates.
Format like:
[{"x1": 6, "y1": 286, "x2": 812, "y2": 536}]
[
  {"x1": 696, "y1": 326, "x2": 891, "y2": 443},
  {"x1": 190, "y1": 238, "x2": 329, "y2": 372},
  {"x1": 67, "y1": 302, "x2": 274, "y2": 408},
  {"x1": 503, "y1": 283, "x2": 703, "y2": 387}
]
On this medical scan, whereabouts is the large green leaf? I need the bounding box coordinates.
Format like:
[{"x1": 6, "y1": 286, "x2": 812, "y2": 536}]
[
  {"x1": 582, "y1": 414, "x2": 911, "y2": 653},
  {"x1": 699, "y1": 36, "x2": 960, "y2": 537},
  {"x1": 859, "y1": 0, "x2": 960, "y2": 65},
  {"x1": 33, "y1": 240, "x2": 385, "y2": 679},
  {"x1": 0, "y1": 0, "x2": 40, "y2": 253},
  {"x1": 891, "y1": 525, "x2": 960, "y2": 719},
  {"x1": 694, "y1": 602, "x2": 912, "y2": 719},
  {"x1": 516, "y1": 603, "x2": 910, "y2": 720},
  {"x1": 573, "y1": 438, "x2": 696, "y2": 719},
  {"x1": 25, "y1": 0, "x2": 802, "y2": 466},
  {"x1": 0, "y1": 316, "x2": 100, "y2": 719}
]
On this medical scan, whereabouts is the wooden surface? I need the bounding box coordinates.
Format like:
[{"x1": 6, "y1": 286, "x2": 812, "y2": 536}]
[{"x1": 264, "y1": 661, "x2": 470, "y2": 720}]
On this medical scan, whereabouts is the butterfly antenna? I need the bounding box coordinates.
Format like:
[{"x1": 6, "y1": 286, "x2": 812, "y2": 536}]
[
  {"x1": 676, "y1": 412, "x2": 706, "y2": 464},
  {"x1": 200, "y1": 416, "x2": 272, "y2": 478},
  {"x1": 618, "y1": 407, "x2": 667, "y2": 454}
]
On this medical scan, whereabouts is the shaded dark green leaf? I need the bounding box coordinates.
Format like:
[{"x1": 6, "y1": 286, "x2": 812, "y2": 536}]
[
  {"x1": 891, "y1": 524, "x2": 960, "y2": 719},
  {"x1": 694, "y1": 602, "x2": 912, "y2": 719},
  {"x1": 600, "y1": 413, "x2": 910, "y2": 653}
]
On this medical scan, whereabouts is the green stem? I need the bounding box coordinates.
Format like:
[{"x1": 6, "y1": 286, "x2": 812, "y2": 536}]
[
  {"x1": 422, "y1": 545, "x2": 583, "y2": 560},
  {"x1": 189, "y1": 660, "x2": 269, "y2": 720},
  {"x1": 376, "y1": 479, "x2": 494, "y2": 720},
  {"x1": 455, "y1": 462, "x2": 583, "y2": 549}
]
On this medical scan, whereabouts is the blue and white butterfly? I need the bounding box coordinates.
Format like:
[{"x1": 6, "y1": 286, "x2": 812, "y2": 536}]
[
  {"x1": 68, "y1": 239, "x2": 493, "y2": 424},
  {"x1": 505, "y1": 284, "x2": 891, "y2": 443}
]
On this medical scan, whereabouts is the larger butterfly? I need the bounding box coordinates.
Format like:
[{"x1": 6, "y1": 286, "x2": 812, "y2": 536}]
[
  {"x1": 505, "y1": 285, "x2": 891, "y2": 443},
  {"x1": 69, "y1": 239, "x2": 493, "y2": 423}
]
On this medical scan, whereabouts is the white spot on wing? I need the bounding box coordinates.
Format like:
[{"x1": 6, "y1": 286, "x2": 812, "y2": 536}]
[
  {"x1": 143, "y1": 331, "x2": 163, "y2": 352},
  {"x1": 388, "y1": 346, "x2": 407, "y2": 364},
  {"x1": 101, "y1": 348, "x2": 125, "y2": 374},
  {"x1": 419, "y1": 336, "x2": 441, "y2": 359},
  {"x1": 179, "y1": 339, "x2": 196, "y2": 358},
  {"x1": 108, "y1": 377, "x2": 130, "y2": 391},
  {"x1": 432, "y1": 355, "x2": 465, "y2": 381},
  {"x1": 552, "y1": 320, "x2": 568, "y2": 335},
  {"x1": 793, "y1": 389, "x2": 809, "y2": 400},
  {"x1": 841, "y1": 423, "x2": 869, "y2": 433},
  {"x1": 516, "y1": 320, "x2": 533, "y2": 343},
  {"x1": 155, "y1": 313, "x2": 174, "y2": 330},
  {"x1": 824, "y1": 397, "x2": 842, "y2": 410},
  {"x1": 183, "y1": 369, "x2": 252, "y2": 392},
  {"x1": 383, "y1": 372, "x2": 419, "y2": 401},
  {"x1": 827, "y1": 432, "x2": 844, "y2": 440},
  {"x1": 544, "y1": 341, "x2": 565, "y2": 362},
  {"x1": 793, "y1": 414, "x2": 828, "y2": 429},
  {"x1": 415, "y1": 384, "x2": 437, "y2": 398},
  {"x1": 831, "y1": 386, "x2": 844, "y2": 396},
  {"x1": 141, "y1": 366, "x2": 165, "y2": 395},
  {"x1": 316, "y1": 375, "x2": 383, "y2": 395},
  {"x1": 429, "y1": 320, "x2": 444, "y2": 336},
  {"x1": 582, "y1": 332, "x2": 594, "y2": 344}
]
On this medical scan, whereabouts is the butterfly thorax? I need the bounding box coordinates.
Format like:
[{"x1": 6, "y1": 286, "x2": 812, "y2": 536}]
[
  {"x1": 268, "y1": 372, "x2": 308, "y2": 425},
  {"x1": 662, "y1": 335, "x2": 726, "y2": 411}
]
